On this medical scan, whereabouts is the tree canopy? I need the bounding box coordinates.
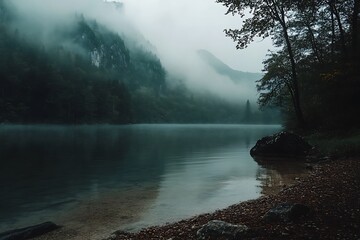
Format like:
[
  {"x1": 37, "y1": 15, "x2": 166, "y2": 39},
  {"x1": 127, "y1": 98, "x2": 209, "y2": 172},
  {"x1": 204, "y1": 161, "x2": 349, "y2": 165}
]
[{"x1": 217, "y1": 0, "x2": 360, "y2": 129}]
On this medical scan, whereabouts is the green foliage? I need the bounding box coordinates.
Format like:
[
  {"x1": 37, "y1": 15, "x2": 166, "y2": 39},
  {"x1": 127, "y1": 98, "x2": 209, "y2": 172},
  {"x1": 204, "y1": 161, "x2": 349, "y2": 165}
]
[
  {"x1": 217, "y1": 0, "x2": 306, "y2": 128},
  {"x1": 0, "y1": 20, "x2": 132, "y2": 124},
  {"x1": 128, "y1": 48, "x2": 166, "y2": 92},
  {"x1": 0, "y1": 2, "x2": 281, "y2": 125},
  {"x1": 219, "y1": 0, "x2": 360, "y2": 130},
  {"x1": 306, "y1": 130, "x2": 360, "y2": 157}
]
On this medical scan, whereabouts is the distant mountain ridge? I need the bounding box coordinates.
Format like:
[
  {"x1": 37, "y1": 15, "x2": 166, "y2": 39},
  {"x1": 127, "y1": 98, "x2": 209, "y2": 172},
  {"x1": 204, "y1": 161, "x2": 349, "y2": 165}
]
[{"x1": 197, "y1": 49, "x2": 263, "y2": 83}]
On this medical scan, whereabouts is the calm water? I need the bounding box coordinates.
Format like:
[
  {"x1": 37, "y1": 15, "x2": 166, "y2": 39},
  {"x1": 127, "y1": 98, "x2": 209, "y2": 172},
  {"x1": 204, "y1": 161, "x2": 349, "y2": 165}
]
[{"x1": 0, "y1": 124, "x2": 291, "y2": 233}]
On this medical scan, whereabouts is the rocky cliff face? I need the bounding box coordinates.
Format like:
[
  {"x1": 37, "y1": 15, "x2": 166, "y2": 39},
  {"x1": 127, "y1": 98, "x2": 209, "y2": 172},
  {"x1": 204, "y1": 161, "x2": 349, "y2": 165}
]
[
  {"x1": 71, "y1": 18, "x2": 130, "y2": 71},
  {"x1": 66, "y1": 16, "x2": 166, "y2": 90}
]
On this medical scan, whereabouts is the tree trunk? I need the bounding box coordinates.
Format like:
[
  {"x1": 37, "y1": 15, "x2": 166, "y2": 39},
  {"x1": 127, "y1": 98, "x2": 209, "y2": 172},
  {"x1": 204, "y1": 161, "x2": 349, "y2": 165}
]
[
  {"x1": 330, "y1": 8, "x2": 336, "y2": 62},
  {"x1": 281, "y1": 23, "x2": 306, "y2": 128},
  {"x1": 352, "y1": 0, "x2": 360, "y2": 62},
  {"x1": 330, "y1": 2, "x2": 348, "y2": 60},
  {"x1": 306, "y1": 23, "x2": 323, "y2": 64}
]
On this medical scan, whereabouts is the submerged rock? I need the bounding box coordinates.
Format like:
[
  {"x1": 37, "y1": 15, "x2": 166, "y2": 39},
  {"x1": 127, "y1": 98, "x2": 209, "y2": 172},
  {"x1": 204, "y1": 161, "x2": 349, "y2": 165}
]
[
  {"x1": 263, "y1": 203, "x2": 310, "y2": 223},
  {"x1": 0, "y1": 222, "x2": 59, "y2": 240},
  {"x1": 250, "y1": 131, "x2": 312, "y2": 158},
  {"x1": 196, "y1": 220, "x2": 248, "y2": 240}
]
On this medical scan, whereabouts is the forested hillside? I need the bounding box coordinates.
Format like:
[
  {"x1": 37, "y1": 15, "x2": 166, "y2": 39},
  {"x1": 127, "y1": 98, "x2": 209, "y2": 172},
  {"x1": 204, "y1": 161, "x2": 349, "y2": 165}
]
[
  {"x1": 0, "y1": 10, "x2": 132, "y2": 123},
  {"x1": 0, "y1": 1, "x2": 280, "y2": 124}
]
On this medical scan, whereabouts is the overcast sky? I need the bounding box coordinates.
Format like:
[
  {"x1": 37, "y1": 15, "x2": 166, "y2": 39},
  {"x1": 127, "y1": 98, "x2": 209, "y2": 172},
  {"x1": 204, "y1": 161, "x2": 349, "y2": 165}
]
[{"x1": 121, "y1": 0, "x2": 272, "y2": 73}]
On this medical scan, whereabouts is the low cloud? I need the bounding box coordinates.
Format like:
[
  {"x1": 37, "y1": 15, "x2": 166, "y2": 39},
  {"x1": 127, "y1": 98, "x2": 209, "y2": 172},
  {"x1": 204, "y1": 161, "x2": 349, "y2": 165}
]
[{"x1": 6, "y1": 0, "x2": 271, "y2": 103}]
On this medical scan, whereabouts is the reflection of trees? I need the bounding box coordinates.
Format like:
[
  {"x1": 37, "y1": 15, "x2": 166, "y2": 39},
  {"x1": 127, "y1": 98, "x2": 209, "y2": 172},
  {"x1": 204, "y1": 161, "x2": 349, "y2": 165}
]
[{"x1": 255, "y1": 158, "x2": 309, "y2": 195}]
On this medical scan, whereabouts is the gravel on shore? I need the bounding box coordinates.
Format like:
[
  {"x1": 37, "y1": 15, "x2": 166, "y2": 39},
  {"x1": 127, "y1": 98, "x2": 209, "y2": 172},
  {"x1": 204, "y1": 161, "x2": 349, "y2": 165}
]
[{"x1": 110, "y1": 158, "x2": 360, "y2": 240}]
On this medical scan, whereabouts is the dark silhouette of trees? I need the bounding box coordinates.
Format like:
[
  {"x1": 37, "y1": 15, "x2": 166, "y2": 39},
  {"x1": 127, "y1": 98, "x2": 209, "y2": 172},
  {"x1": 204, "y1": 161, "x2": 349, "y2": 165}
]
[
  {"x1": 243, "y1": 99, "x2": 252, "y2": 123},
  {"x1": 218, "y1": 0, "x2": 360, "y2": 130}
]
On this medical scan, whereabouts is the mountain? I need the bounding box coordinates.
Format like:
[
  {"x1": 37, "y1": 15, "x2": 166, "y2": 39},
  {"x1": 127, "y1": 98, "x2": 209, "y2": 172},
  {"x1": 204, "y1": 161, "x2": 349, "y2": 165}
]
[
  {"x1": 197, "y1": 49, "x2": 263, "y2": 83},
  {"x1": 70, "y1": 17, "x2": 130, "y2": 70},
  {"x1": 0, "y1": 2, "x2": 281, "y2": 124},
  {"x1": 65, "y1": 16, "x2": 166, "y2": 91}
]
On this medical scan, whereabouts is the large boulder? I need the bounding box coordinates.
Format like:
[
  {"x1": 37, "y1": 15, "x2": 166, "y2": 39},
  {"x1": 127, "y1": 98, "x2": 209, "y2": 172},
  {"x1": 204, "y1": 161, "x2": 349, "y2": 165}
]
[
  {"x1": 263, "y1": 203, "x2": 310, "y2": 223},
  {"x1": 0, "y1": 222, "x2": 59, "y2": 240},
  {"x1": 196, "y1": 220, "x2": 249, "y2": 240},
  {"x1": 250, "y1": 131, "x2": 312, "y2": 158}
]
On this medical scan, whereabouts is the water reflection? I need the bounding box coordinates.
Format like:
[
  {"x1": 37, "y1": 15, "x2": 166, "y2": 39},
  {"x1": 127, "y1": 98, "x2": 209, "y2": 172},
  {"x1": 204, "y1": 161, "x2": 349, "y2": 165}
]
[
  {"x1": 125, "y1": 144, "x2": 260, "y2": 231},
  {"x1": 0, "y1": 124, "x2": 291, "y2": 234},
  {"x1": 255, "y1": 157, "x2": 310, "y2": 195}
]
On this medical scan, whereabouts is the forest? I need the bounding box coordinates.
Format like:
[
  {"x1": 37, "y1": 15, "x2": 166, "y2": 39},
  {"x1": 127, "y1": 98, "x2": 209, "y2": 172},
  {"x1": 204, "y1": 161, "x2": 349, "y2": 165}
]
[
  {"x1": 0, "y1": 1, "x2": 280, "y2": 125},
  {"x1": 218, "y1": 0, "x2": 360, "y2": 130}
]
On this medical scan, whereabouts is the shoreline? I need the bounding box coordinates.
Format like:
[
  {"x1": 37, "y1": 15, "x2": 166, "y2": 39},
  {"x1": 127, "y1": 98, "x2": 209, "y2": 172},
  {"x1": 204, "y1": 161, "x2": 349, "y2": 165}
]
[
  {"x1": 31, "y1": 186, "x2": 159, "y2": 240},
  {"x1": 30, "y1": 162, "x2": 309, "y2": 240},
  {"x1": 109, "y1": 158, "x2": 360, "y2": 240}
]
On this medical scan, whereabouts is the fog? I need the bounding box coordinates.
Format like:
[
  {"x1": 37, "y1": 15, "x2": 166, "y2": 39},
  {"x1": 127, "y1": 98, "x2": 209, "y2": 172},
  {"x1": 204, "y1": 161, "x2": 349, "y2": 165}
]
[{"x1": 6, "y1": 0, "x2": 273, "y2": 103}]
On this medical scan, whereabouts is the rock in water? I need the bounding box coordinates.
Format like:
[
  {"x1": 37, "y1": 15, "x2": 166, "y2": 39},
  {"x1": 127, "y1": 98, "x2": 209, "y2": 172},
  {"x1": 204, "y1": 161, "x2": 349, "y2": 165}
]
[
  {"x1": 196, "y1": 220, "x2": 248, "y2": 240},
  {"x1": 263, "y1": 203, "x2": 310, "y2": 223},
  {"x1": 250, "y1": 131, "x2": 312, "y2": 158},
  {"x1": 0, "y1": 222, "x2": 59, "y2": 240}
]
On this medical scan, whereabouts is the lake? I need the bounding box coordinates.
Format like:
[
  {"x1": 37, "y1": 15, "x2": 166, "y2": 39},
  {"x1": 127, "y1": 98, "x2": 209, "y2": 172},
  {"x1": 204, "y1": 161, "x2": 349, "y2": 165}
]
[{"x1": 0, "y1": 124, "x2": 307, "y2": 239}]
